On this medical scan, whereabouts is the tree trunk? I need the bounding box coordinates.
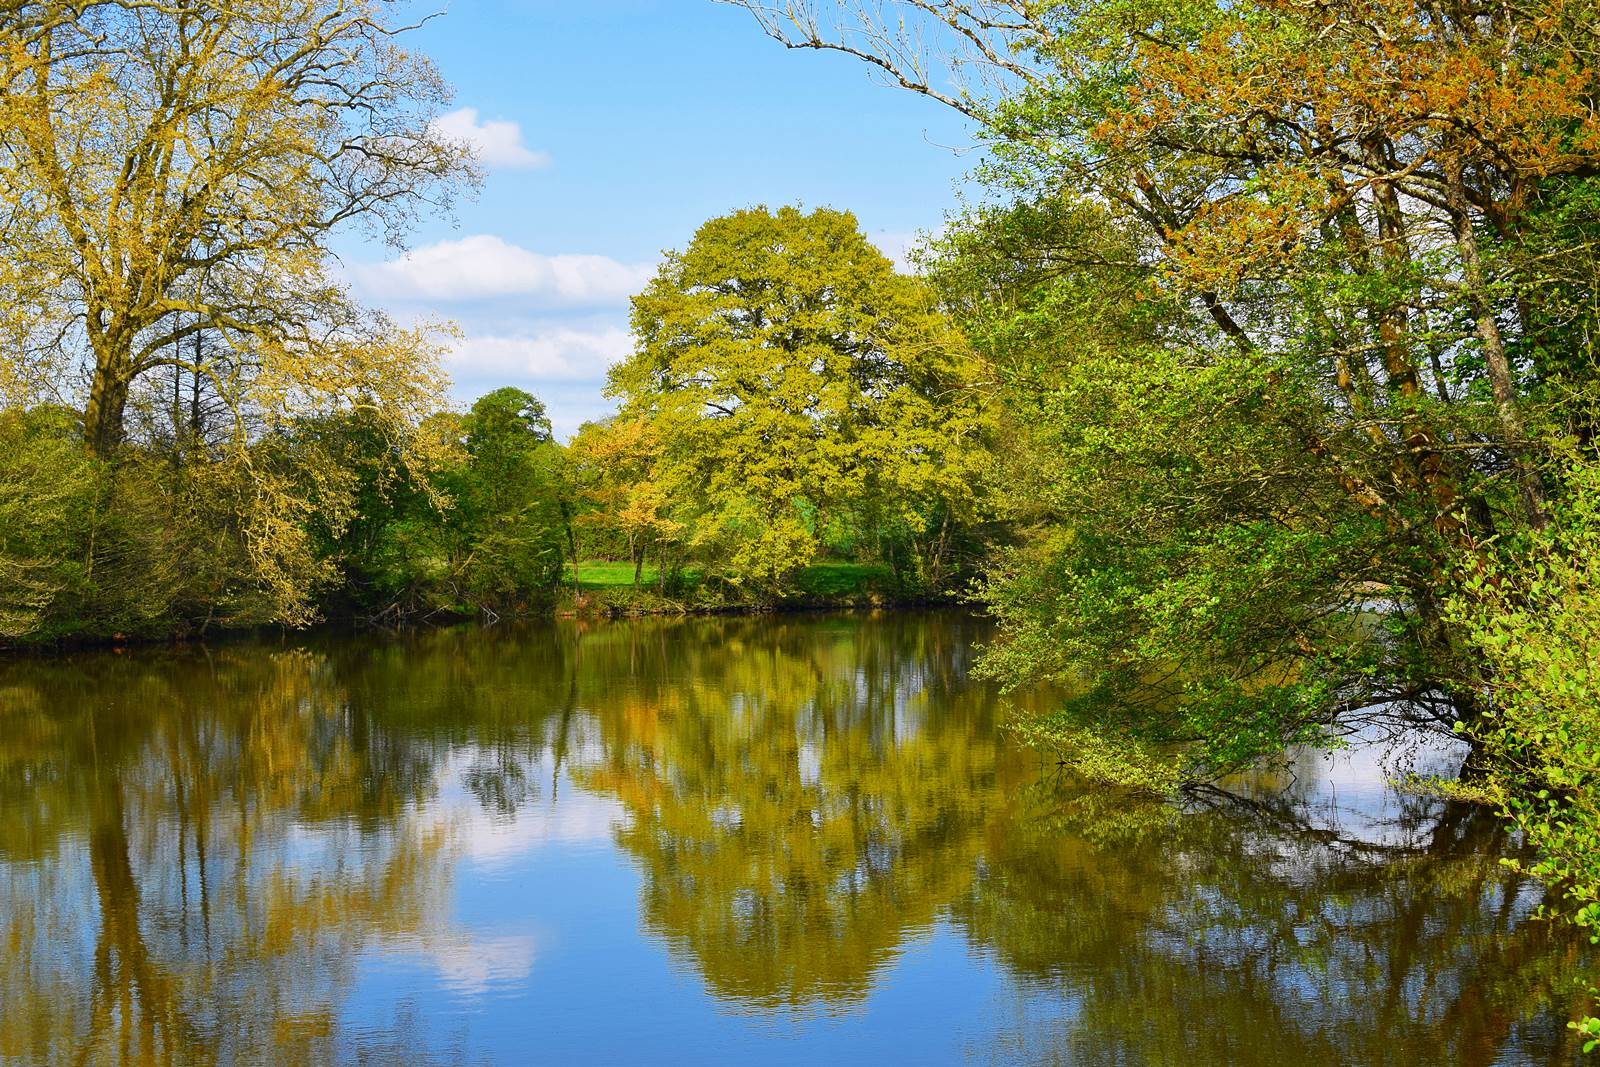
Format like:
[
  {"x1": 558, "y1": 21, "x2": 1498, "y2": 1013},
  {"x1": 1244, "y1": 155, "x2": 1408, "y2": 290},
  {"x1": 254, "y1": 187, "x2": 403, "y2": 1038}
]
[
  {"x1": 567, "y1": 525, "x2": 581, "y2": 598},
  {"x1": 1365, "y1": 155, "x2": 1467, "y2": 531},
  {"x1": 189, "y1": 327, "x2": 204, "y2": 442},
  {"x1": 1444, "y1": 157, "x2": 1547, "y2": 530},
  {"x1": 84, "y1": 355, "x2": 132, "y2": 457}
]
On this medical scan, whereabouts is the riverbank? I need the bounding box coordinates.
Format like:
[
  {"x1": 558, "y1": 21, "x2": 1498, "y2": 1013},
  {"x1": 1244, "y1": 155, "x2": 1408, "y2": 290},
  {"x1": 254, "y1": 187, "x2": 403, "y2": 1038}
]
[
  {"x1": 0, "y1": 560, "x2": 947, "y2": 653},
  {"x1": 556, "y1": 559, "x2": 938, "y2": 617}
]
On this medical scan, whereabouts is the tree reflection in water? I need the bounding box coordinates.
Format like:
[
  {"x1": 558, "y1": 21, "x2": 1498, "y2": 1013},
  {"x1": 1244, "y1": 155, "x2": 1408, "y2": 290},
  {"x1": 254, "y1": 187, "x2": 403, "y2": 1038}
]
[
  {"x1": 0, "y1": 649, "x2": 457, "y2": 1065},
  {"x1": 571, "y1": 614, "x2": 998, "y2": 1010},
  {"x1": 0, "y1": 613, "x2": 1590, "y2": 1065}
]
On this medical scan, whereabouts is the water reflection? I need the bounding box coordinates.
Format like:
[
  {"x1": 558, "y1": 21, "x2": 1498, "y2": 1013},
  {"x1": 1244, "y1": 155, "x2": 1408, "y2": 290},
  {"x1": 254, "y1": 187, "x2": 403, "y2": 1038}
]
[
  {"x1": 0, "y1": 613, "x2": 1589, "y2": 1065},
  {"x1": 0, "y1": 649, "x2": 458, "y2": 1065},
  {"x1": 571, "y1": 615, "x2": 998, "y2": 1011}
]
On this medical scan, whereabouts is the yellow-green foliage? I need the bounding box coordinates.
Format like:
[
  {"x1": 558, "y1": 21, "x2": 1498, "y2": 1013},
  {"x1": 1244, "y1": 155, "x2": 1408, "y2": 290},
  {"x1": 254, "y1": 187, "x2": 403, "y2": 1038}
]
[
  {"x1": 609, "y1": 205, "x2": 991, "y2": 594},
  {"x1": 0, "y1": 1, "x2": 470, "y2": 456},
  {"x1": 1008, "y1": 713, "x2": 1185, "y2": 795},
  {"x1": 1452, "y1": 455, "x2": 1600, "y2": 1050},
  {"x1": 0, "y1": 0, "x2": 487, "y2": 641},
  {"x1": 0, "y1": 405, "x2": 374, "y2": 640},
  {"x1": 0, "y1": 408, "x2": 97, "y2": 638}
]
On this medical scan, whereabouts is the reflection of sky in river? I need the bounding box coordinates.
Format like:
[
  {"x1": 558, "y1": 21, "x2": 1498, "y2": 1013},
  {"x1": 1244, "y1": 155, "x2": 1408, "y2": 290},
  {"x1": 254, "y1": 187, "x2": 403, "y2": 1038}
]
[
  {"x1": 1218, "y1": 723, "x2": 1476, "y2": 848},
  {"x1": 336, "y1": 747, "x2": 1031, "y2": 1065},
  {"x1": 0, "y1": 614, "x2": 1587, "y2": 1065},
  {"x1": 324, "y1": 719, "x2": 1555, "y2": 1065}
]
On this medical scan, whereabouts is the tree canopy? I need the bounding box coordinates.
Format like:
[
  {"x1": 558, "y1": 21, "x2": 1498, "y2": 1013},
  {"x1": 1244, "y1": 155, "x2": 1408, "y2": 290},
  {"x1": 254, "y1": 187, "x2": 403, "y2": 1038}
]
[
  {"x1": 727, "y1": 0, "x2": 1600, "y2": 759},
  {"x1": 607, "y1": 204, "x2": 991, "y2": 594},
  {"x1": 0, "y1": 0, "x2": 472, "y2": 454}
]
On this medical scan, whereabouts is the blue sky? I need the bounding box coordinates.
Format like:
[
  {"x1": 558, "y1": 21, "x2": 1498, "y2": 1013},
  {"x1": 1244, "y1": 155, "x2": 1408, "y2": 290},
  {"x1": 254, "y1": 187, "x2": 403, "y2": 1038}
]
[{"x1": 341, "y1": 1, "x2": 979, "y2": 438}]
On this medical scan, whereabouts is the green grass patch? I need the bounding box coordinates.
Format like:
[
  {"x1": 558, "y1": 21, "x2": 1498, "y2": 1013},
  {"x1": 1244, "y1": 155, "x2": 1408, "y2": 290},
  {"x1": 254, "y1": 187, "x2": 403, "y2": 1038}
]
[
  {"x1": 567, "y1": 560, "x2": 661, "y2": 590},
  {"x1": 564, "y1": 559, "x2": 890, "y2": 600},
  {"x1": 788, "y1": 562, "x2": 891, "y2": 597}
]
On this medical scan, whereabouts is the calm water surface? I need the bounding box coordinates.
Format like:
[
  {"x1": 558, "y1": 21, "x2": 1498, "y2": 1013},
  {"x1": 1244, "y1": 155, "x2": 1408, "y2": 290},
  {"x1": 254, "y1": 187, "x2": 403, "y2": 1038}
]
[{"x1": 0, "y1": 612, "x2": 1590, "y2": 1065}]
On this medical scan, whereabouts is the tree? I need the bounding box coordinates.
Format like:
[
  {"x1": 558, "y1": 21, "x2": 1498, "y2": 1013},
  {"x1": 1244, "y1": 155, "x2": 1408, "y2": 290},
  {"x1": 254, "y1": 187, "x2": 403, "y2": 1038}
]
[
  {"x1": 441, "y1": 388, "x2": 569, "y2": 615},
  {"x1": 725, "y1": 0, "x2": 1600, "y2": 770},
  {"x1": 0, "y1": 0, "x2": 471, "y2": 455},
  {"x1": 568, "y1": 417, "x2": 681, "y2": 592},
  {"x1": 609, "y1": 204, "x2": 990, "y2": 593}
]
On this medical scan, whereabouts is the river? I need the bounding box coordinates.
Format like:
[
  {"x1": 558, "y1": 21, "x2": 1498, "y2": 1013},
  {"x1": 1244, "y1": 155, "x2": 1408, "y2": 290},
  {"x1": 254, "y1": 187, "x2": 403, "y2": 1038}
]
[{"x1": 0, "y1": 611, "x2": 1589, "y2": 1064}]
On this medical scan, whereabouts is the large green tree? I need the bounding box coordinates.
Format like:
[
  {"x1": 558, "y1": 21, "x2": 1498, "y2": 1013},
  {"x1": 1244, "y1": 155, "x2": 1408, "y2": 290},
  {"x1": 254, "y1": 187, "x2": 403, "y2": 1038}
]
[
  {"x1": 442, "y1": 387, "x2": 569, "y2": 615},
  {"x1": 0, "y1": 1, "x2": 476, "y2": 636},
  {"x1": 727, "y1": 0, "x2": 1600, "y2": 776},
  {"x1": 609, "y1": 204, "x2": 991, "y2": 594}
]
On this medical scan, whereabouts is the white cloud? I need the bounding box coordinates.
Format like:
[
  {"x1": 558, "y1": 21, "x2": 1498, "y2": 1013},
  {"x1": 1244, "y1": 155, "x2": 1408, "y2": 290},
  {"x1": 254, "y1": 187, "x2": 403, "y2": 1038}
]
[
  {"x1": 446, "y1": 326, "x2": 634, "y2": 382},
  {"x1": 430, "y1": 106, "x2": 550, "y2": 170},
  {"x1": 429, "y1": 934, "x2": 539, "y2": 996},
  {"x1": 355, "y1": 235, "x2": 655, "y2": 305}
]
